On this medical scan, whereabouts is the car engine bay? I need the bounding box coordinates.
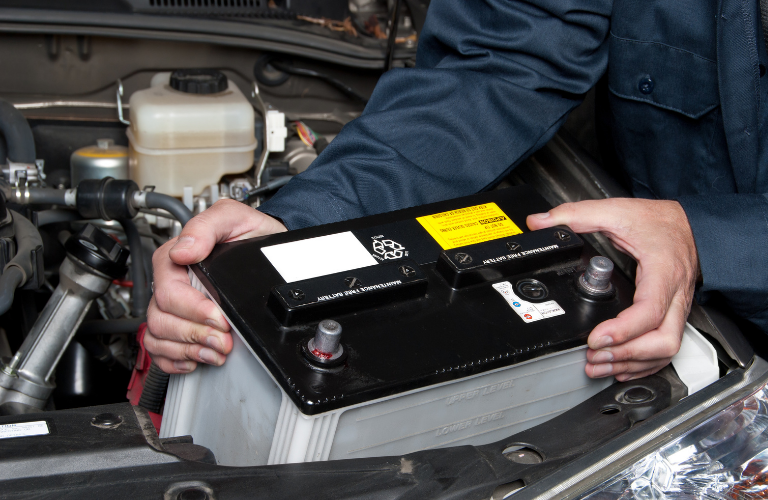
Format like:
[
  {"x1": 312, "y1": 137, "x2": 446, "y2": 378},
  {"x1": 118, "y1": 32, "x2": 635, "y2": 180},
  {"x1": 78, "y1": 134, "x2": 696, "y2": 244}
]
[{"x1": 0, "y1": 3, "x2": 762, "y2": 499}]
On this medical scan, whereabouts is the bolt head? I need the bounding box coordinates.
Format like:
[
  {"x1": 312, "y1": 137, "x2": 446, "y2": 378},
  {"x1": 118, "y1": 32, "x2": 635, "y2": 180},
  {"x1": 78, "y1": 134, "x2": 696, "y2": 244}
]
[
  {"x1": 91, "y1": 413, "x2": 123, "y2": 429},
  {"x1": 554, "y1": 230, "x2": 571, "y2": 241},
  {"x1": 398, "y1": 265, "x2": 416, "y2": 277},
  {"x1": 345, "y1": 277, "x2": 362, "y2": 289},
  {"x1": 624, "y1": 387, "x2": 654, "y2": 403},
  {"x1": 454, "y1": 252, "x2": 473, "y2": 264}
]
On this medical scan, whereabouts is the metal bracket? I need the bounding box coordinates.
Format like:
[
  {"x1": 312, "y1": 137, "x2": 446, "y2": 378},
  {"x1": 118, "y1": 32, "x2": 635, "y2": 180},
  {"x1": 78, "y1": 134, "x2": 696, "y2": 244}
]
[{"x1": 116, "y1": 80, "x2": 130, "y2": 126}]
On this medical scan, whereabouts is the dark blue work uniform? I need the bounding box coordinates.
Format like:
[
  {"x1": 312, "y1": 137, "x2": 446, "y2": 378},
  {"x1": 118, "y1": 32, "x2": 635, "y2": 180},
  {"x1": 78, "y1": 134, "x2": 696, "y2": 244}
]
[{"x1": 261, "y1": 0, "x2": 768, "y2": 333}]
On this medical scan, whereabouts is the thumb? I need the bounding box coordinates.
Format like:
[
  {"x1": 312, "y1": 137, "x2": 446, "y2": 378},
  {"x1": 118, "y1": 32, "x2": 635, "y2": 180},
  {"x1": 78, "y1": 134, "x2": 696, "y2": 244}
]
[
  {"x1": 168, "y1": 199, "x2": 285, "y2": 265},
  {"x1": 526, "y1": 200, "x2": 627, "y2": 234}
]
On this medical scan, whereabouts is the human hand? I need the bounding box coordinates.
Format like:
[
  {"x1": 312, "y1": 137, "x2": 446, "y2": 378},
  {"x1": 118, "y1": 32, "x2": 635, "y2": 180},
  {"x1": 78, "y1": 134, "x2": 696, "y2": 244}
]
[
  {"x1": 526, "y1": 198, "x2": 699, "y2": 382},
  {"x1": 146, "y1": 199, "x2": 287, "y2": 374}
]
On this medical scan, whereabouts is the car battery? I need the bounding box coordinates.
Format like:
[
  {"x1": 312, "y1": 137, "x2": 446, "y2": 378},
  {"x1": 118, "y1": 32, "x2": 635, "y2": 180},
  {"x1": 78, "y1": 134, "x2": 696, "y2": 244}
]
[{"x1": 160, "y1": 186, "x2": 635, "y2": 467}]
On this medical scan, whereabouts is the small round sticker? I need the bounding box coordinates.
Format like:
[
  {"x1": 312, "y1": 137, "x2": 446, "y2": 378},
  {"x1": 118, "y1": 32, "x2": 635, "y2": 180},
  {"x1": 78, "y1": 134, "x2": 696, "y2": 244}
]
[
  {"x1": 512, "y1": 302, "x2": 521, "y2": 307},
  {"x1": 524, "y1": 314, "x2": 532, "y2": 320}
]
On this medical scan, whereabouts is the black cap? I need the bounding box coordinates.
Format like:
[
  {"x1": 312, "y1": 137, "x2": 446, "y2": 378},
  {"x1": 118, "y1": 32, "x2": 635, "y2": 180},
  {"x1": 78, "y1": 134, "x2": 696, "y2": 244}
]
[
  {"x1": 65, "y1": 224, "x2": 129, "y2": 279},
  {"x1": 169, "y1": 69, "x2": 228, "y2": 95}
]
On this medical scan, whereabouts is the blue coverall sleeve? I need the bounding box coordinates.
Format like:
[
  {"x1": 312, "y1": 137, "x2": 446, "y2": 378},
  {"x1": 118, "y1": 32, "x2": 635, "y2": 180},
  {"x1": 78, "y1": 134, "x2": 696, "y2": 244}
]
[
  {"x1": 677, "y1": 194, "x2": 768, "y2": 330},
  {"x1": 258, "y1": 0, "x2": 612, "y2": 228}
]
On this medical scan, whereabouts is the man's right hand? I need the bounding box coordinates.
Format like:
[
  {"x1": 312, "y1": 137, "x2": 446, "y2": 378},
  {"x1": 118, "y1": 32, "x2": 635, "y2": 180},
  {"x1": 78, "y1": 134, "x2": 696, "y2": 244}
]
[{"x1": 146, "y1": 199, "x2": 287, "y2": 374}]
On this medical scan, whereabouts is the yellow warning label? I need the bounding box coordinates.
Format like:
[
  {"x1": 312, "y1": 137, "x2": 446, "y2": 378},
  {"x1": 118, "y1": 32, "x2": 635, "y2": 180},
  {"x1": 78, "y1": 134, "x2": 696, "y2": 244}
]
[{"x1": 417, "y1": 203, "x2": 522, "y2": 250}]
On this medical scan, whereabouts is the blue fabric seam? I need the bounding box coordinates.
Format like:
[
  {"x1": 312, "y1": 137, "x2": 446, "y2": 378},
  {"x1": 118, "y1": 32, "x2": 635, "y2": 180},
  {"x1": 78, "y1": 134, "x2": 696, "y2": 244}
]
[
  {"x1": 609, "y1": 32, "x2": 718, "y2": 63},
  {"x1": 607, "y1": 88, "x2": 719, "y2": 119}
]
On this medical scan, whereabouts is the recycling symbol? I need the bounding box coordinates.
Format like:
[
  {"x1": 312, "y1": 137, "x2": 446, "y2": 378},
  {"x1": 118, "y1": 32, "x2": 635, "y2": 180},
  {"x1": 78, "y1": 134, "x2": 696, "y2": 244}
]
[{"x1": 372, "y1": 238, "x2": 405, "y2": 260}]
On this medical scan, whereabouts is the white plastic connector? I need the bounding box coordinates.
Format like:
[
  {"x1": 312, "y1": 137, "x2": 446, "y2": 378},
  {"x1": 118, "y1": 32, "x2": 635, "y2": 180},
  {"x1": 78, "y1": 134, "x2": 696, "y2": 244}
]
[
  {"x1": 183, "y1": 186, "x2": 194, "y2": 211},
  {"x1": 266, "y1": 110, "x2": 287, "y2": 153},
  {"x1": 64, "y1": 189, "x2": 77, "y2": 207}
]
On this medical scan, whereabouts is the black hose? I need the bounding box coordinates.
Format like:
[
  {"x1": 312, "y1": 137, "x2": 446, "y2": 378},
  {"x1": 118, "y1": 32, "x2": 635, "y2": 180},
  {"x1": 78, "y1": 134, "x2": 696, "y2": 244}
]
[
  {"x1": 256, "y1": 57, "x2": 369, "y2": 104},
  {"x1": 0, "y1": 99, "x2": 35, "y2": 163},
  {"x1": 138, "y1": 362, "x2": 171, "y2": 414},
  {"x1": 0, "y1": 267, "x2": 24, "y2": 316},
  {"x1": 244, "y1": 175, "x2": 292, "y2": 201},
  {"x1": 144, "y1": 192, "x2": 193, "y2": 227},
  {"x1": 25, "y1": 187, "x2": 68, "y2": 205},
  {"x1": 0, "y1": 210, "x2": 44, "y2": 315},
  {"x1": 137, "y1": 194, "x2": 193, "y2": 409},
  {"x1": 386, "y1": 0, "x2": 403, "y2": 72},
  {"x1": 118, "y1": 218, "x2": 148, "y2": 318},
  {"x1": 76, "y1": 317, "x2": 146, "y2": 336},
  {"x1": 0, "y1": 135, "x2": 7, "y2": 165},
  {"x1": 78, "y1": 337, "x2": 115, "y2": 366},
  {"x1": 35, "y1": 209, "x2": 80, "y2": 226}
]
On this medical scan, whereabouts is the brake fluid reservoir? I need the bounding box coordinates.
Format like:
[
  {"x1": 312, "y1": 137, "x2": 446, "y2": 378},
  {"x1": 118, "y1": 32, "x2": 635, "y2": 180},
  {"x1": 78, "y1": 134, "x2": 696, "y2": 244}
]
[{"x1": 127, "y1": 69, "x2": 256, "y2": 197}]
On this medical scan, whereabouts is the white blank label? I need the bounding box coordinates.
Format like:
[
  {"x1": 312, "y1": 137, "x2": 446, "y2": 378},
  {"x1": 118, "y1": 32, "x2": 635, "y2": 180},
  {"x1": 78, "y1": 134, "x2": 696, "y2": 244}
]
[{"x1": 261, "y1": 231, "x2": 378, "y2": 283}]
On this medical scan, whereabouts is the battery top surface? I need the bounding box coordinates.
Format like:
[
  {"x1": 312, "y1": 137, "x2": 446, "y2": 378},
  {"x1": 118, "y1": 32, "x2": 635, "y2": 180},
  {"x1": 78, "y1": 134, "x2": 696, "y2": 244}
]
[{"x1": 192, "y1": 186, "x2": 634, "y2": 415}]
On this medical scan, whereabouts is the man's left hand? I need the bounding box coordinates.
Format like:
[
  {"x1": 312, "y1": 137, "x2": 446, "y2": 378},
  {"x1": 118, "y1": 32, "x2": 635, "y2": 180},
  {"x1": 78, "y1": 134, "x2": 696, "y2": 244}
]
[{"x1": 526, "y1": 198, "x2": 699, "y2": 382}]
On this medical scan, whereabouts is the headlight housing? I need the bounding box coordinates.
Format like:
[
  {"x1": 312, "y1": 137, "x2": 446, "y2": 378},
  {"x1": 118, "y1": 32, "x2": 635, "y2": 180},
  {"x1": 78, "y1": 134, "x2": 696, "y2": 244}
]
[{"x1": 578, "y1": 379, "x2": 768, "y2": 500}]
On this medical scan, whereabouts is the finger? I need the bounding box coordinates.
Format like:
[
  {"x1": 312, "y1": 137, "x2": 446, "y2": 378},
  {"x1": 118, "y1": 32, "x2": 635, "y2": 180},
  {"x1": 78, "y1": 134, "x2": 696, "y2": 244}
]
[
  {"x1": 526, "y1": 199, "x2": 630, "y2": 234},
  {"x1": 587, "y1": 264, "x2": 677, "y2": 348},
  {"x1": 146, "y1": 305, "x2": 233, "y2": 355},
  {"x1": 586, "y1": 358, "x2": 671, "y2": 379},
  {"x1": 169, "y1": 199, "x2": 286, "y2": 266},
  {"x1": 615, "y1": 368, "x2": 665, "y2": 382},
  {"x1": 151, "y1": 355, "x2": 198, "y2": 375},
  {"x1": 144, "y1": 329, "x2": 227, "y2": 366},
  {"x1": 587, "y1": 293, "x2": 687, "y2": 363},
  {"x1": 152, "y1": 238, "x2": 229, "y2": 331},
  {"x1": 150, "y1": 276, "x2": 229, "y2": 333}
]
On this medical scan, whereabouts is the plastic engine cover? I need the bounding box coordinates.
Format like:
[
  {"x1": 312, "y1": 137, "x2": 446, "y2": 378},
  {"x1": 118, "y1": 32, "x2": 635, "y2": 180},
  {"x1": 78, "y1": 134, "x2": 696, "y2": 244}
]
[{"x1": 161, "y1": 186, "x2": 634, "y2": 466}]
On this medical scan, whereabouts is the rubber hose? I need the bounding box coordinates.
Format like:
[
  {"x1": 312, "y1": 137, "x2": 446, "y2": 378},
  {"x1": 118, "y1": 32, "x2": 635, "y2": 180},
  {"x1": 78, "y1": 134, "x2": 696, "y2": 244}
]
[
  {"x1": 0, "y1": 99, "x2": 35, "y2": 163},
  {"x1": 118, "y1": 218, "x2": 148, "y2": 318},
  {"x1": 0, "y1": 135, "x2": 7, "y2": 164},
  {"x1": 0, "y1": 211, "x2": 43, "y2": 315},
  {"x1": 76, "y1": 317, "x2": 146, "y2": 336},
  {"x1": 138, "y1": 362, "x2": 171, "y2": 414},
  {"x1": 0, "y1": 267, "x2": 24, "y2": 316},
  {"x1": 136, "y1": 194, "x2": 192, "y2": 411},
  {"x1": 78, "y1": 337, "x2": 115, "y2": 366},
  {"x1": 35, "y1": 209, "x2": 80, "y2": 226},
  {"x1": 25, "y1": 187, "x2": 68, "y2": 206},
  {"x1": 9, "y1": 211, "x2": 42, "y2": 274},
  {"x1": 144, "y1": 192, "x2": 193, "y2": 226}
]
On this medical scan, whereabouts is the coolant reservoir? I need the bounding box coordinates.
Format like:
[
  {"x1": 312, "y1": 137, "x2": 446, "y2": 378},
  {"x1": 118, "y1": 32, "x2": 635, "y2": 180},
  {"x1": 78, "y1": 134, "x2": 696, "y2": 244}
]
[{"x1": 127, "y1": 69, "x2": 256, "y2": 197}]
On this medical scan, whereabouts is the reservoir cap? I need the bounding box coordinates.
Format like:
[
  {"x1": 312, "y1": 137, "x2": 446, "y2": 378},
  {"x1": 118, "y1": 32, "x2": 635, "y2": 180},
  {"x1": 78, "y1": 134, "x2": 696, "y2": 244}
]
[{"x1": 170, "y1": 69, "x2": 228, "y2": 95}]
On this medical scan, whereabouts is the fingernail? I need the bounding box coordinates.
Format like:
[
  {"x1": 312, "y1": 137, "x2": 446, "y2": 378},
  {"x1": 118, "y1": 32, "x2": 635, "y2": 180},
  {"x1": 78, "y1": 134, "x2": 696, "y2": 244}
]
[
  {"x1": 592, "y1": 350, "x2": 614, "y2": 363},
  {"x1": 206, "y1": 335, "x2": 223, "y2": 352},
  {"x1": 206, "y1": 318, "x2": 226, "y2": 331},
  {"x1": 173, "y1": 361, "x2": 193, "y2": 372},
  {"x1": 531, "y1": 212, "x2": 550, "y2": 219},
  {"x1": 593, "y1": 336, "x2": 614, "y2": 349},
  {"x1": 591, "y1": 363, "x2": 613, "y2": 377},
  {"x1": 172, "y1": 236, "x2": 195, "y2": 251},
  {"x1": 199, "y1": 347, "x2": 219, "y2": 365}
]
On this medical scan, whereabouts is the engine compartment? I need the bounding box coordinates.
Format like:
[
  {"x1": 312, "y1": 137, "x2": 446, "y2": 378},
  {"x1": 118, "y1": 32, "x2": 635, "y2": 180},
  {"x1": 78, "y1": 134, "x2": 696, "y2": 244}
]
[{"x1": 0, "y1": 30, "x2": 381, "y2": 413}]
